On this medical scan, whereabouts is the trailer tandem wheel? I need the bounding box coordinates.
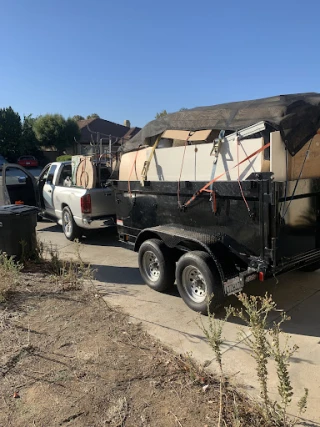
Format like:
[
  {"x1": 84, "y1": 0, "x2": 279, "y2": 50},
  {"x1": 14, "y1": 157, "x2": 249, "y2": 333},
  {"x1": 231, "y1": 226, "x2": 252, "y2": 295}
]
[
  {"x1": 138, "y1": 238, "x2": 176, "y2": 292},
  {"x1": 176, "y1": 251, "x2": 225, "y2": 314}
]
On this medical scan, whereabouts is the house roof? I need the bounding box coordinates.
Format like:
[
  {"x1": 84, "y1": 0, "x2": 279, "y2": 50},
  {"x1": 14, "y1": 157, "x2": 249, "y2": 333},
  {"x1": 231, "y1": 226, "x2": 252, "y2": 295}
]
[
  {"x1": 122, "y1": 127, "x2": 141, "y2": 140},
  {"x1": 77, "y1": 118, "x2": 96, "y2": 129},
  {"x1": 77, "y1": 118, "x2": 134, "y2": 143}
]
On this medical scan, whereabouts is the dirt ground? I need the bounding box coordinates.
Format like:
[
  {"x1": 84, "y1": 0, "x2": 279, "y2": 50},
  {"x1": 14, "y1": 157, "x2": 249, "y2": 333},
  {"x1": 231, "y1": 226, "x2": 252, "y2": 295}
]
[{"x1": 0, "y1": 266, "x2": 269, "y2": 427}]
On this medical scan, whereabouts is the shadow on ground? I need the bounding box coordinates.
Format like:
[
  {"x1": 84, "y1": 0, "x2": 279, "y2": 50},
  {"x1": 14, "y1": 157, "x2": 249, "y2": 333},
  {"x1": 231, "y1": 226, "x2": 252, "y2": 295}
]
[
  {"x1": 38, "y1": 224, "x2": 120, "y2": 246},
  {"x1": 37, "y1": 223, "x2": 61, "y2": 233},
  {"x1": 94, "y1": 265, "x2": 142, "y2": 285},
  {"x1": 214, "y1": 270, "x2": 320, "y2": 338},
  {"x1": 38, "y1": 221, "x2": 320, "y2": 338},
  {"x1": 94, "y1": 258, "x2": 320, "y2": 338},
  {"x1": 93, "y1": 263, "x2": 320, "y2": 338}
]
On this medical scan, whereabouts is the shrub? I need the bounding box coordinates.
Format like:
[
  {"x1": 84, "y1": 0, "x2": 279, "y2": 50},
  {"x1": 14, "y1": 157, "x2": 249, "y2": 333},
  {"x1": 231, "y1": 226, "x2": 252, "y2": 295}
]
[
  {"x1": 0, "y1": 253, "x2": 23, "y2": 302},
  {"x1": 56, "y1": 155, "x2": 72, "y2": 162},
  {"x1": 199, "y1": 293, "x2": 309, "y2": 426}
]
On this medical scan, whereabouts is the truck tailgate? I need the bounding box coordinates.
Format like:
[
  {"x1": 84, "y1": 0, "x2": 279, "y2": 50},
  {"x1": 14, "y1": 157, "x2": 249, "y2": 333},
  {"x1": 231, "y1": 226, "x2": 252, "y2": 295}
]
[{"x1": 88, "y1": 187, "x2": 115, "y2": 217}]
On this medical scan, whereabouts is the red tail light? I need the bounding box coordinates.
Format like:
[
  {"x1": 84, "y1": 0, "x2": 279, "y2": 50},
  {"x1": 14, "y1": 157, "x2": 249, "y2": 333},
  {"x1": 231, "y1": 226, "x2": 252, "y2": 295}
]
[
  {"x1": 81, "y1": 194, "x2": 92, "y2": 214},
  {"x1": 258, "y1": 272, "x2": 265, "y2": 282}
]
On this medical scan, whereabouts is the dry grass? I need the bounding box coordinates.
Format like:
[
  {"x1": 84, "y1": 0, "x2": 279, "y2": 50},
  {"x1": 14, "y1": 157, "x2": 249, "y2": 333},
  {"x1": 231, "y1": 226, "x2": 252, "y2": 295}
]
[
  {"x1": 24, "y1": 239, "x2": 94, "y2": 292},
  {"x1": 2, "y1": 243, "x2": 303, "y2": 426},
  {"x1": 0, "y1": 262, "x2": 272, "y2": 427},
  {"x1": 0, "y1": 253, "x2": 23, "y2": 302}
]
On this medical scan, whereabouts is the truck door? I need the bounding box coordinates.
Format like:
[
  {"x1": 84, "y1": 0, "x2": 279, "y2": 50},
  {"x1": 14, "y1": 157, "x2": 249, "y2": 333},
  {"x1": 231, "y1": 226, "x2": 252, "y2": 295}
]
[
  {"x1": 41, "y1": 164, "x2": 58, "y2": 216},
  {"x1": 1, "y1": 164, "x2": 39, "y2": 207}
]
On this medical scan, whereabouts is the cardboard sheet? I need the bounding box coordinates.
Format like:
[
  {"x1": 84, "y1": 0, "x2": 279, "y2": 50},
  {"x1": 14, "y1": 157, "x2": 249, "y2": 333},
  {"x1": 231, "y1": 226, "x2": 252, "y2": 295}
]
[{"x1": 161, "y1": 129, "x2": 212, "y2": 142}]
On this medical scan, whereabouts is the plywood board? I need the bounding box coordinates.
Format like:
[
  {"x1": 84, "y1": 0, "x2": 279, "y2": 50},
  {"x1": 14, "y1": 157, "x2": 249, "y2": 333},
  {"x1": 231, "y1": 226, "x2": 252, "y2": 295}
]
[
  {"x1": 162, "y1": 129, "x2": 212, "y2": 141},
  {"x1": 119, "y1": 148, "x2": 148, "y2": 181},
  {"x1": 288, "y1": 133, "x2": 320, "y2": 180},
  {"x1": 76, "y1": 158, "x2": 96, "y2": 189},
  {"x1": 270, "y1": 131, "x2": 286, "y2": 181},
  {"x1": 284, "y1": 180, "x2": 312, "y2": 226}
]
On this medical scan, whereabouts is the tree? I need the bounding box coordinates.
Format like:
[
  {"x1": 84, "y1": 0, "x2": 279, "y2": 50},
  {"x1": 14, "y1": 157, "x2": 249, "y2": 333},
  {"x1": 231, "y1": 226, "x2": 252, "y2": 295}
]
[
  {"x1": 0, "y1": 107, "x2": 22, "y2": 157},
  {"x1": 34, "y1": 114, "x2": 80, "y2": 153},
  {"x1": 65, "y1": 117, "x2": 81, "y2": 144},
  {"x1": 155, "y1": 110, "x2": 168, "y2": 119},
  {"x1": 20, "y1": 115, "x2": 40, "y2": 155},
  {"x1": 86, "y1": 113, "x2": 100, "y2": 119},
  {"x1": 72, "y1": 115, "x2": 85, "y2": 121}
]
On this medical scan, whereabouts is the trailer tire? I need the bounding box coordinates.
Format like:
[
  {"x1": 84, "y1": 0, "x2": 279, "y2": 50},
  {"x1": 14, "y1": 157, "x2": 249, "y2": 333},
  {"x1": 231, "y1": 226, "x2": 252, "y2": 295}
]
[
  {"x1": 138, "y1": 239, "x2": 175, "y2": 292},
  {"x1": 62, "y1": 206, "x2": 81, "y2": 241},
  {"x1": 176, "y1": 251, "x2": 225, "y2": 314}
]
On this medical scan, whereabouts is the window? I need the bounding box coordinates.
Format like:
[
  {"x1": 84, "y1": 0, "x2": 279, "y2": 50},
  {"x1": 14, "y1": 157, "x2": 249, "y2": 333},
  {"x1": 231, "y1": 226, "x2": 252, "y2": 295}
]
[
  {"x1": 39, "y1": 165, "x2": 50, "y2": 182},
  {"x1": 5, "y1": 167, "x2": 28, "y2": 185},
  {"x1": 57, "y1": 164, "x2": 72, "y2": 186},
  {"x1": 46, "y1": 165, "x2": 57, "y2": 185}
]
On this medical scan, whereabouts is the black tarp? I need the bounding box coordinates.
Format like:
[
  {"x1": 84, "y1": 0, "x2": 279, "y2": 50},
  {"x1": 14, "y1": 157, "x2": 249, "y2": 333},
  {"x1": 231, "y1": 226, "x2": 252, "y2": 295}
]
[{"x1": 123, "y1": 93, "x2": 320, "y2": 156}]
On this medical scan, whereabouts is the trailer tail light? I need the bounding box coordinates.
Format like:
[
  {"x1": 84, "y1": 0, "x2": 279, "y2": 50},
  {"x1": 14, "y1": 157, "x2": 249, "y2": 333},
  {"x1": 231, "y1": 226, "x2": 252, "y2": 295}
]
[
  {"x1": 81, "y1": 194, "x2": 92, "y2": 214},
  {"x1": 258, "y1": 272, "x2": 265, "y2": 282}
]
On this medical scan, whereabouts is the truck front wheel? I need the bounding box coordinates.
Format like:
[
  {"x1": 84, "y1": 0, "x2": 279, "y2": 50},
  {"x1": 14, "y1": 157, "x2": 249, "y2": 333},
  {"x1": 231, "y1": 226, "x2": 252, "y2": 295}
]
[
  {"x1": 62, "y1": 206, "x2": 81, "y2": 241},
  {"x1": 176, "y1": 251, "x2": 225, "y2": 314},
  {"x1": 138, "y1": 239, "x2": 175, "y2": 292}
]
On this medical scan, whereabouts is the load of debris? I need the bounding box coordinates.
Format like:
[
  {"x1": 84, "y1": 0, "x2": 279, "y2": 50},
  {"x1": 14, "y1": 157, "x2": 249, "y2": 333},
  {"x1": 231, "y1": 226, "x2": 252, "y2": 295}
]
[{"x1": 120, "y1": 93, "x2": 320, "y2": 184}]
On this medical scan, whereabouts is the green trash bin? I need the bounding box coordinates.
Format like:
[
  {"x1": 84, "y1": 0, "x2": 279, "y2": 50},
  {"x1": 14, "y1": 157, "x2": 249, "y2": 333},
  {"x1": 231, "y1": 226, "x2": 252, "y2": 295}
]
[{"x1": 0, "y1": 205, "x2": 38, "y2": 259}]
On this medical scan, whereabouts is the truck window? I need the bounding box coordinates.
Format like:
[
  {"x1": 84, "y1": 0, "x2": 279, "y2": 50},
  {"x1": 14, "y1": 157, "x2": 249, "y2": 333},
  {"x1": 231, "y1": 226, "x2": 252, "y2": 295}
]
[
  {"x1": 4, "y1": 167, "x2": 28, "y2": 185},
  {"x1": 57, "y1": 164, "x2": 72, "y2": 186},
  {"x1": 46, "y1": 165, "x2": 57, "y2": 185},
  {"x1": 38, "y1": 165, "x2": 50, "y2": 182}
]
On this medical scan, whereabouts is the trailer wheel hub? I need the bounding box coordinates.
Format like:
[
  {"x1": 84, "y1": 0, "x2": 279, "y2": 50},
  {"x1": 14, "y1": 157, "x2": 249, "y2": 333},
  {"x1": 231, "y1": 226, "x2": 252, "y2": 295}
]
[
  {"x1": 182, "y1": 266, "x2": 207, "y2": 303},
  {"x1": 142, "y1": 251, "x2": 160, "y2": 282}
]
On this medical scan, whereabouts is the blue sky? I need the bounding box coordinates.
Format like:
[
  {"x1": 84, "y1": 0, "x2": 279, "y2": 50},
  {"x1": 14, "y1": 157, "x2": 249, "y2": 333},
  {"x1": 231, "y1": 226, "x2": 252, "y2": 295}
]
[{"x1": 1, "y1": 0, "x2": 319, "y2": 128}]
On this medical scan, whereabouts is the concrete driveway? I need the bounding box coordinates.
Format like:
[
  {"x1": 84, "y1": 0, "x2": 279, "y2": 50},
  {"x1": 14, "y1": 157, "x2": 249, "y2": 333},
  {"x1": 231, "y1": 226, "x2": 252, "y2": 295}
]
[{"x1": 37, "y1": 221, "x2": 320, "y2": 425}]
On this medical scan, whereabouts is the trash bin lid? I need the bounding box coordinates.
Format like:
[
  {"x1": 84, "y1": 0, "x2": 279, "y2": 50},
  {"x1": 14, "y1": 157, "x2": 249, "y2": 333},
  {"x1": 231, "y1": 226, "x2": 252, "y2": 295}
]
[{"x1": 0, "y1": 204, "x2": 39, "y2": 215}]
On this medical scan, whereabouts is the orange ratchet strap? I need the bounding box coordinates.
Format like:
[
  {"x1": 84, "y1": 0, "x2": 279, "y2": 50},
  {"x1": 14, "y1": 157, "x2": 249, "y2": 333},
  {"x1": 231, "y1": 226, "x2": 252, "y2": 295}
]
[{"x1": 182, "y1": 142, "x2": 271, "y2": 209}]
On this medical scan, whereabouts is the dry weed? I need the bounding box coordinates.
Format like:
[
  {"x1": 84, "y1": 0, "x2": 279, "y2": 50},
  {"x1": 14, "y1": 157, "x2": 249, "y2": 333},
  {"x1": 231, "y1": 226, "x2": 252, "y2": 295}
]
[
  {"x1": 0, "y1": 252, "x2": 23, "y2": 302},
  {"x1": 228, "y1": 293, "x2": 308, "y2": 426},
  {"x1": 196, "y1": 300, "x2": 230, "y2": 427},
  {"x1": 32, "y1": 239, "x2": 94, "y2": 291}
]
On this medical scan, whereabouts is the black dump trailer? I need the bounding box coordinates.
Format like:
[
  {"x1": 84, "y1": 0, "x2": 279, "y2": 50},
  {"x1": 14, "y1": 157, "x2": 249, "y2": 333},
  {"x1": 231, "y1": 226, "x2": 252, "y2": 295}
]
[
  {"x1": 115, "y1": 176, "x2": 320, "y2": 313},
  {"x1": 114, "y1": 94, "x2": 320, "y2": 313}
]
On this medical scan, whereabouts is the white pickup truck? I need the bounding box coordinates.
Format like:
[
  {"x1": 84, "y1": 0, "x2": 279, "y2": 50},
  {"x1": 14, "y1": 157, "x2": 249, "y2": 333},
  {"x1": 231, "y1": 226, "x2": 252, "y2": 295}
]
[{"x1": 2, "y1": 161, "x2": 116, "y2": 240}]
